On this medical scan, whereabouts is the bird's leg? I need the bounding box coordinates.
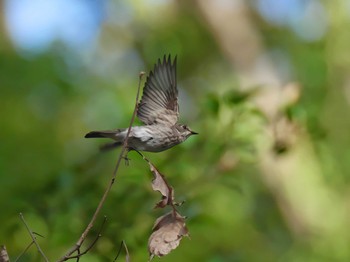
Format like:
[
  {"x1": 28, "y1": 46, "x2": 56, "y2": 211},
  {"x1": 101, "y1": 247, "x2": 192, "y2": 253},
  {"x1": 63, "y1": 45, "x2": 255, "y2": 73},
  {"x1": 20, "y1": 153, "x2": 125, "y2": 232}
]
[
  {"x1": 122, "y1": 156, "x2": 130, "y2": 166},
  {"x1": 122, "y1": 148, "x2": 133, "y2": 166}
]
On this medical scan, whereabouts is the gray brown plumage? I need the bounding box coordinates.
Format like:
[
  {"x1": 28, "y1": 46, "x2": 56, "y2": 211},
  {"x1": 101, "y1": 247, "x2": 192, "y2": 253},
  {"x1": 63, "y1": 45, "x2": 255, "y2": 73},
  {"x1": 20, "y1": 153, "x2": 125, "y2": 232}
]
[{"x1": 85, "y1": 55, "x2": 197, "y2": 152}]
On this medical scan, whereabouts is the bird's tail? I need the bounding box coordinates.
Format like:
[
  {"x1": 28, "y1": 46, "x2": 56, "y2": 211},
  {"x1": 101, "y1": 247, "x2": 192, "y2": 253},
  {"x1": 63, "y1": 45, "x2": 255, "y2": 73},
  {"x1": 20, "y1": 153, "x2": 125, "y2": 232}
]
[{"x1": 85, "y1": 129, "x2": 127, "y2": 152}]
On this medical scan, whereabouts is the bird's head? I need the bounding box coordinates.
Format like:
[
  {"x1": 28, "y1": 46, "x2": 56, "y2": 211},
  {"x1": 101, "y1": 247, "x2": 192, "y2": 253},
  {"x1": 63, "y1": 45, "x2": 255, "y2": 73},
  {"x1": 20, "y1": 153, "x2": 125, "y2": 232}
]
[{"x1": 178, "y1": 124, "x2": 198, "y2": 138}]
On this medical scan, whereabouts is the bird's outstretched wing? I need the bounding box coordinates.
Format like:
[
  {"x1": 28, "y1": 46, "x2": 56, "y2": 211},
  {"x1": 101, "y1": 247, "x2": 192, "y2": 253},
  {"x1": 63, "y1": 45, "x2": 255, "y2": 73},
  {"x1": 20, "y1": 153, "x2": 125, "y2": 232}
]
[{"x1": 137, "y1": 55, "x2": 179, "y2": 126}]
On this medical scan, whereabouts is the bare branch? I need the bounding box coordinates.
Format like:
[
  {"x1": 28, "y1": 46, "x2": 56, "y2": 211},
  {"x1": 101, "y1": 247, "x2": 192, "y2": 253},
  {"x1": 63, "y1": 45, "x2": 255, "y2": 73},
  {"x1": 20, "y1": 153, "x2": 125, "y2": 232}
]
[
  {"x1": 14, "y1": 241, "x2": 34, "y2": 262},
  {"x1": 58, "y1": 73, "x2": 144, "y2": 261},
  {"x1": 65, "y1": 234, "x2": 101, "y2": 260},
  {"x1": 64, "y1": 216, "x2": 107, "y2": 261},
  {"x1": 113, "y1": 241, "x2": 124, "y2": 262},
  {"x1": 19, "y1": 213, "x2": 49, "y2": 262},
  {"x1": 15, "y1": 232, "x2": 45, "y2": 262},
  {"x1": 123, "y1": 240, "x2": 130, "y2": 262},
  {"x1": 113, "y1": 240, "x2": 130, "y2": 262},
  {"x1": 76, "y1": 248, "x2": 80, "y2": 262}
]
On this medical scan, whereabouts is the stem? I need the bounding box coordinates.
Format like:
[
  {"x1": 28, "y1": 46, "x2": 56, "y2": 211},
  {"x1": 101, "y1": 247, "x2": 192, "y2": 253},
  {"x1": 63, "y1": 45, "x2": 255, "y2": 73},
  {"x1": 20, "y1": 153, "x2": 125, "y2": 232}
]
[
  {"x1": 19, "y1": 213, "x2": 49, "y2": 262},
  {"x1": 58, "y1": 72, "x2": 145, "y2": 261}
]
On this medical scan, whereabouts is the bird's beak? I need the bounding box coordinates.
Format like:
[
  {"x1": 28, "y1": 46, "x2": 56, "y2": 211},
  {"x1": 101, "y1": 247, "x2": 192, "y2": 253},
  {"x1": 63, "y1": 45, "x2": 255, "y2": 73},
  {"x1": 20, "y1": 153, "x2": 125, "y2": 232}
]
[{"x1": 191, "y1": 130, "x2": 198, "y2": 135}]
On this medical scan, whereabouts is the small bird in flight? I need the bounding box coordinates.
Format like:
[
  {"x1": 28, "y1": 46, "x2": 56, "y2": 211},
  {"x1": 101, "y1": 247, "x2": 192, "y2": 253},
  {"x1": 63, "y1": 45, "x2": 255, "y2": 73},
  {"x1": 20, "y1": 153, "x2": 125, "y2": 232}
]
[{"x1": 85, "y1": 55, "x2": 198, "y2": 152}]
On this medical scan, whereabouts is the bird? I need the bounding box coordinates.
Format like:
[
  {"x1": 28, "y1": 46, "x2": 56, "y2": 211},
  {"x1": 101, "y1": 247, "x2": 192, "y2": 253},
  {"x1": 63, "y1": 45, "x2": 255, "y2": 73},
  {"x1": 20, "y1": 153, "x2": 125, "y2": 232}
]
[{"x1": 84, "y1": 55, "x2": 198, "y2": 153}]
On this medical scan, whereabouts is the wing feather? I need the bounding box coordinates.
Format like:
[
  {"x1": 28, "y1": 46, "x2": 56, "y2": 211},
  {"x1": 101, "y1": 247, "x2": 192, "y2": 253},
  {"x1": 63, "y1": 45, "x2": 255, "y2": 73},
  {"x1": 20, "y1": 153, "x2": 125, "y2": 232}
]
[{"x1": 137, "y1": 55, "x2": 179, "y2": 125}]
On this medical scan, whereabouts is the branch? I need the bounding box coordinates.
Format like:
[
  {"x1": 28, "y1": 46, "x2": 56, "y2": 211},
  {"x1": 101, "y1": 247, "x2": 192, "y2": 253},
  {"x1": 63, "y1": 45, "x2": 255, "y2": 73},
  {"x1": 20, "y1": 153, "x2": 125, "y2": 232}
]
[
  {"x1": 64, "y1": 216, "x2": 107, "y2": 261},
  {"x1": 123, "y1": 240, "x2": 130, "y2": 262},
  {"x1": 15, "y1": 232, "x2": 45, "y2": 262},
  {"x1": 14, "y1": 241, "x2": 33, "y2": 262},
  {"x1": 113, "y1": 240, "x2": 130, "y2": 262},
  {"x1": 58, "y1": 72, "x2": 145, "y2": 261},
  {"x1": 19, "y1": 213, "x2": 49, "y2": 262}
]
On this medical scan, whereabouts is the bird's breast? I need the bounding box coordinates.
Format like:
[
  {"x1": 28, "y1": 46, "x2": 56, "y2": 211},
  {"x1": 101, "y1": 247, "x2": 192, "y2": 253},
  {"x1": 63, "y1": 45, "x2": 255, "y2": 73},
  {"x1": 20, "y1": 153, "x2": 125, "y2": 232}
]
[{"x1": 128, "y1": 125, "x2": 184, "y2": 152}]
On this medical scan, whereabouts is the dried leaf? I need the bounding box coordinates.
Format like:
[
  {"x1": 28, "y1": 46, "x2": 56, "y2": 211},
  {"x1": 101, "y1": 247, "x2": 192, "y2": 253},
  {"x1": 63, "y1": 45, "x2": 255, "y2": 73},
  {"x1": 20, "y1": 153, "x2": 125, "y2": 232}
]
[
  {"x1": 148, "y1": 211, "x2": 189, "y2": 259},
  {"x1": 0, "y1": 245, "x2": 10, "y2": 262},
  {"x1": 148, "y1": 162, "x2": 174, "y2": 208}
]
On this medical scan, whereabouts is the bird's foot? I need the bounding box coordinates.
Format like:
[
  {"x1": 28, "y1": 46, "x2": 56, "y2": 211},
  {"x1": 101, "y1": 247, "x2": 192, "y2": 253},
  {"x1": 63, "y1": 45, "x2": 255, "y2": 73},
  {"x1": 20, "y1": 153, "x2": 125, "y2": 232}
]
[
  {"x1": 122, "y1": 149, "x2": 133, "y2": 166},
  {"x1": 122, "y1": 155, "x2": 131, "y2": 166}
]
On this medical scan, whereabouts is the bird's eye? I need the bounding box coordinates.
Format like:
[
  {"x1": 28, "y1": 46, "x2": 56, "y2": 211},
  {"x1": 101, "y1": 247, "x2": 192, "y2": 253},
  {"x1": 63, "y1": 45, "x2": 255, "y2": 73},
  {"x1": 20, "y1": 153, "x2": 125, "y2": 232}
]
[{"x1": 183, "y1": 125, "x2": 188, "y2": 129}]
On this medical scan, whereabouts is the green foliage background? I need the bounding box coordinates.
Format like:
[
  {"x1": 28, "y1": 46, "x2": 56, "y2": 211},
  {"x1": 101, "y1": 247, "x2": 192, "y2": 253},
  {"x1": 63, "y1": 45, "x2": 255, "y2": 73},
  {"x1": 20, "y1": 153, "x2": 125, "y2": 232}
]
[{"x1": 1, "y1": 1, "x2": 350, "y2": 261}]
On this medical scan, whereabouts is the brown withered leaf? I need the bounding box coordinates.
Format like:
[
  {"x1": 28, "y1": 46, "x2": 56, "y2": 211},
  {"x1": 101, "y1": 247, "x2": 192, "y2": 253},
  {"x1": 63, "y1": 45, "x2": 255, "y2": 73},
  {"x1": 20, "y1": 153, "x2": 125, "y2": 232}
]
[
  {"x1": 148, "y1": 211, "x2": 189, "y2": 259},
  {"x1": 148, "y1": 162, "x2": 174, "y2": 208},
  {"x1": 0, "y1": 245, "x2": 10, "y2": 262}
]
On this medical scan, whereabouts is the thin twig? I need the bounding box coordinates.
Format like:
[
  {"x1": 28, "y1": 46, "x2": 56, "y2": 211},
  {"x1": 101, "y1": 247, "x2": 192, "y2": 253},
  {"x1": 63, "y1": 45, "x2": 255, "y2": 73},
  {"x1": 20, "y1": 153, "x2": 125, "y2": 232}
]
[
  {"x1": 66, "y1": 235, "x2": 100, "y2": 260},
  {"x1": 14, "y1": 241, "x2": 34, "y2": 262},
  {"x1": 66, "y1": 216, "x2": 107, "y2": 261},
  {"x1": 76, "y1": 248, "x2": 80, "y2": 262},
  {"x1": 133, "y1": 149, "x2": 149, "y2": 163},
  {"x1": 113, "y1": 241, "x2": 124, "y2": 262},
  {"x1": 113, "y1": 240, "x2": 130, "y2": 262},
  {"x1": 58, "y1": 72, "x2": 145, "y2": 261},
  {"x1": 66, "y1": 235, "x2": 100, "y2": 261},
  {"x1": 123, "y1": 240, "x2": 130, "y2": 262},
  {"x1": 19, "y1": 213, "x2": 49, "y2": 262},
  {"x1": 33, "y1": 232, "x2": 45, "y2": 238},
  {"x1": 15, "y1": 232, "x2": 45, "y2": 262}
]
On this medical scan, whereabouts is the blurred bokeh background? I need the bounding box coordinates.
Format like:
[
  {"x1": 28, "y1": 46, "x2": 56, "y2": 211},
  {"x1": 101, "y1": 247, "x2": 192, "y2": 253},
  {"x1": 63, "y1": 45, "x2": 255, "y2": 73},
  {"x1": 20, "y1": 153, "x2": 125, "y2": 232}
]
[{"x1": 1, "y1": 0, "x2": 350, "y2": 261}]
